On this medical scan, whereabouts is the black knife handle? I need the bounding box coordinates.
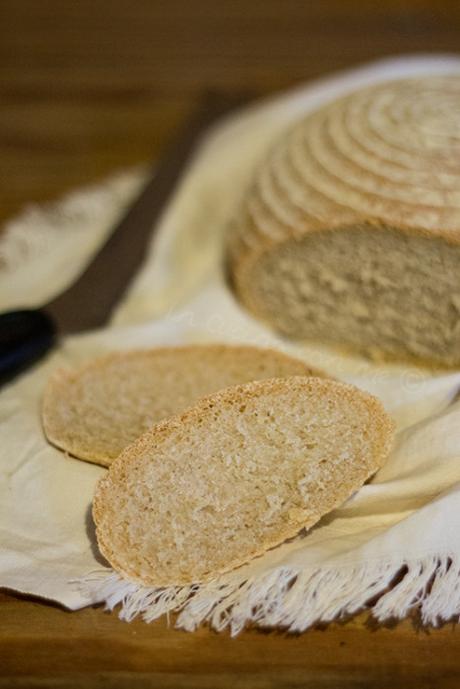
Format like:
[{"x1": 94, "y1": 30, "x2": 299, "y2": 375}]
[{"x1": 0, "y1": 309, "x2": 57, "y2": 387}]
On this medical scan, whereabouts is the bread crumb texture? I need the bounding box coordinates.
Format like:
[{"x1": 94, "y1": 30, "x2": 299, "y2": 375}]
[
  {"x1": 93, "y1": 377, "x2": 394, "y2": 586},
  {"x1": 42, "y1": 344, "x2": 325, "y2": 466}
]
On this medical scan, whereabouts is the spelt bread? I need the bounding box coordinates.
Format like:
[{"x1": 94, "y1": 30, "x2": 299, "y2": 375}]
[
  {"x1": 227, "y1": 75, "x2": 460, "y2": 366},
  {"x1": 42, "y1": 344, "x2": 324, "y2": 467},
  {"x1": 93, "y1": 376, "x2": 394, "y2": 586}
]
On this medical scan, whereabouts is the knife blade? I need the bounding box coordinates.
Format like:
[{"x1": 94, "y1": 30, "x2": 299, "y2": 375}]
[{"x1": 0, "y1": 91, "x2": 247, "y2": 387}]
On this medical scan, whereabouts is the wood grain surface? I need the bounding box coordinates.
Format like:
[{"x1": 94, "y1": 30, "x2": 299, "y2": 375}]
[
  {"x1": 1, "y1": 0, "x2": 460, "y2": 224},
  {"x1": 1, "y1": 591, "x2": 460, "y2": 689},
  {"x1": 1, "y1": 1, "x2": 460, "y2": 686}
]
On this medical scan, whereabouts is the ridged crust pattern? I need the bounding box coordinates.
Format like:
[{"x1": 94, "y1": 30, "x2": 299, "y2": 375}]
[{"x1": 227, "y1": 76, "x2": 460, "y2": 364}]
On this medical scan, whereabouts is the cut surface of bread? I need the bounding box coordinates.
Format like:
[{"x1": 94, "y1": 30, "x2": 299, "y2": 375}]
[
  {"x1": 42, "y1": 344, "x2": 324, "y2": 466},
  {"x1": 93, "y1": 377, "x2": 394, "y2": 586},
  {"x1": 227, "y1": 76, "x2": 460, "y2": 366}
]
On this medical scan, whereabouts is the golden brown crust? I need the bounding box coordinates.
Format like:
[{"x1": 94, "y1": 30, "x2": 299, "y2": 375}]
[
  {"x1": 93, "y1": 376, "x2": 395, "y2": 586},
  {"x1": 227, "y1": 76, "x2": 460, "y2": 367}
]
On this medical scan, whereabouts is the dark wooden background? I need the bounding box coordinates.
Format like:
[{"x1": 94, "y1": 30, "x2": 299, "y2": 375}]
[
  {"x1": 1, "y1": 0, "x2": 460, "y2": 225},
  {"x1": 1, "y1": 1, "x2": 460, "y2": 686}
]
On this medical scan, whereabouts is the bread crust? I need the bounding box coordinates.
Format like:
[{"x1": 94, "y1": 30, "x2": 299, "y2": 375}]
[{"x1": 227, "y1": 76, "x2": 460, "y2": 366}]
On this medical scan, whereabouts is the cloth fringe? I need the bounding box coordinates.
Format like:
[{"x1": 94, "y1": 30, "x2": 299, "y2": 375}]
[{"x1": 78, "y1": 554, "x2": 460, "y2": 635}]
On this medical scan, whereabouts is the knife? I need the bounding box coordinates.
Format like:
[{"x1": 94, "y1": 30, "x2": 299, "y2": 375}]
[{"x1": 0, "y1": 91, "x2": 247, "y2": 388}]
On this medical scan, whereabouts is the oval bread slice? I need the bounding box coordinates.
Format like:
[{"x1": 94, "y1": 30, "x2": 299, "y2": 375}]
[
  {"x1": 93, "y1": 377, "x2": 394, "y2": 586},
  {"x1": 42, "y1": 344, "x2": 325, "y2": 467}
]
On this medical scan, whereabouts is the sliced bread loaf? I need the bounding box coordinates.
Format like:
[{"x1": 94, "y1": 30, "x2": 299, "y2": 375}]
[
  {"x1": 93, "y1": 377, "x2": 394, "y2": 586},
  {"x1": 42, "y1": 344, "x2": 324, "y2": 466},
  {"x1": 227, "y1": 75, "x2": 460, "y2": 366}
]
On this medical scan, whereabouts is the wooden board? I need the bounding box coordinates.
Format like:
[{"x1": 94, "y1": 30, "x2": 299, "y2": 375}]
[
  {"x1": 1, "y1": 592, "x2": 460, "y2": 688},
  {"x1": 2, "y1": 1, "x2": 460, "y2": 685}
]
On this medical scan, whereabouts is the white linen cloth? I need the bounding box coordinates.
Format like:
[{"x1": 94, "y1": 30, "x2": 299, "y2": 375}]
[{"x1": 2, "y1": 55, "x2": 460, "y2": 633}]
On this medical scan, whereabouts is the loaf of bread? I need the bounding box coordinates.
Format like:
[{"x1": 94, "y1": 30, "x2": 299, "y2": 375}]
[
  {"x1": 42, "y1": 344, "x2": 324, "y2": 466},
  {"x1": 227, "y1": 76, "x2": 460, "y2": 367},
  {"x1": 93, "y1": 376, "x2": 394, "y2": 585}
]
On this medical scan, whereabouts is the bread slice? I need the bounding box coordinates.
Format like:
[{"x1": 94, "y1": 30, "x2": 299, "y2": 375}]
[
  {"x1": 42, "y1": 344, "x2": 324, "y2": 467},
  {"x1": 227, "y1": 76, "x2": 460, "y2": 366},
  {"x1": 93, "y1": 377, "x2": 394, "y2": 586}
]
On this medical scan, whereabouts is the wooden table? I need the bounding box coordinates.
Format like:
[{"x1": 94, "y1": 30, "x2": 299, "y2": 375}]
[
  {"x1": 1, "y1": 1, "x2": 460, "y2": 686},
  {"x1": 1, "y1": 592, "x2": 459, "y2": 688}
]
